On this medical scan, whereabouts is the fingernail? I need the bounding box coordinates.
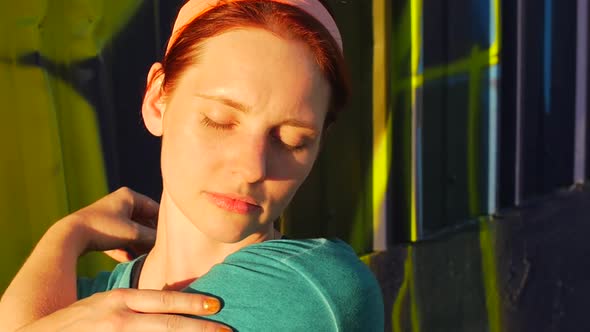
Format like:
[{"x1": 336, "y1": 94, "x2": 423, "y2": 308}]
[
  {"x1": 203, "y1": 297, "x2": 221, "y2": 313},
  {"x1": 217, "y1": 327, "x2": 232, "y2": 332}
]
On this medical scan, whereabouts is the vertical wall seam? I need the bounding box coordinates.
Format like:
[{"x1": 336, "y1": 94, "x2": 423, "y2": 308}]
[
  {"x1": 515, "y1": 0, "x2": 526, "y2": 205},
  {"x1": 574, "y1": 0, "x2": 588, "y2": 183}
]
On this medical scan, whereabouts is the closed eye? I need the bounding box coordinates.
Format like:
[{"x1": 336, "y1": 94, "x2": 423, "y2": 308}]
[
  {"x1": 201, "y1": 116, "x2": 235, "y2": 130},
  {"x1": 271, "y1": 134, "x2": 307, "y2": 152}
]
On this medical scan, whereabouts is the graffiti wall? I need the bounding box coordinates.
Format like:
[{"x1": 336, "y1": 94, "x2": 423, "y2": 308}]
[
  {"x1": 2, "y1": 0, "x2": 589, "y2": 331},
  {"x1": 369, "y1": 0, "x2": 590, "y2": 330},
  {"x1": 386, "y1": 0, "x2": 500, "y2": 242},
  {"x1": 0, "y1": 0, "x2": 184, "y2": 290}
]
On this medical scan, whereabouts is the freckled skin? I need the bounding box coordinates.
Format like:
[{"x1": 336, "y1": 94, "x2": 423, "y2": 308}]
[{"x1": 154, "y1": 29, "x2": 331, "y2": 243}]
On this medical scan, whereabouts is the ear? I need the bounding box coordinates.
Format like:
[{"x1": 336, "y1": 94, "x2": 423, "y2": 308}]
[{"x1": 142, "y1": 62, "x2": 166, "y2": 137}]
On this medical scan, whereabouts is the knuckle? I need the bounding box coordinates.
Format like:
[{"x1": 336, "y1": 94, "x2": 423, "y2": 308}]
[
  {"x1": 115, "y1": 186, "x2": 137, "y2": 209},
  {"x1": 165, "y1": 315, "x2": 184, "y2": 331},
  {"x1": 115, "y1": 187, "x2": 134, "y2": 201},
  {"x1": 86, "y1": 291, "x2": 111, "y2": 305},
  {"x1": 101, "y1": 310, "x2": 127, "y2": 331},
  {"x1": 159, "y1": 291, "x2": 176, "y2": 308},
  {"x1": 105, "y1": 288, "x2": 129, "y2": 304},
  {"x1": 117, "y1": 186, "x2": 132, "y2": 195}
]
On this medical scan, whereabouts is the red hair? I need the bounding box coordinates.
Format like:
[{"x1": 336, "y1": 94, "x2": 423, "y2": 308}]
[{"x1": 149, "y1": 0, "x2": 350, "y2": 129}]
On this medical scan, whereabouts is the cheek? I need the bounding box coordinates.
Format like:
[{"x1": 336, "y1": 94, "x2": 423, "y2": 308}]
[
  {"x1": 160, "y1": 117, "x2": 219, "y2": 192},
  {"x1": 269, "y1": 140, "x2": 320, "y2": 178},
  {"x1": 266, "y1": 148, "x2": 319, "y2": 204}
]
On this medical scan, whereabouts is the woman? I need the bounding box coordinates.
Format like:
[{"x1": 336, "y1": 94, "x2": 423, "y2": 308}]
[{"x1": 0, "y1": 0, "x2": 384, "y2": 331}]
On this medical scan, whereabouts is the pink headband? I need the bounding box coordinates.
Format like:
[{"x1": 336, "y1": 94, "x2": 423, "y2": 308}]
[{"x1": 167, "y1": 0, "x2": 343, "y2": 54}]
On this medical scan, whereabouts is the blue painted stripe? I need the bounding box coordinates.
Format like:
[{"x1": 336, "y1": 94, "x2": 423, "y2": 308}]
[
  {"x1": 543, "y1": 0, "x2": 553, "y2": 114},
  {"x1": 488, "y1": 66, "x2": 499, "y2": 213}
]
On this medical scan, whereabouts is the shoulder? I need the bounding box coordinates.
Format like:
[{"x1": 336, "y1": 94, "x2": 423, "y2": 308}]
[
  {"x1": 188, "y1": 239, "x2": 384, "y2": 331},
  {"x1": 224, "y1": 238, "x2": 359, "y2": 267},
  {"x1": 232, "y1": 238, "x2": 380, "y2": 300}
]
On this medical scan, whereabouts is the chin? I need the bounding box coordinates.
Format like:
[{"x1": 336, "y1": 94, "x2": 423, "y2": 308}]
[{"x1": 193, "y1": 212, "x2": 264, "y2": 243}]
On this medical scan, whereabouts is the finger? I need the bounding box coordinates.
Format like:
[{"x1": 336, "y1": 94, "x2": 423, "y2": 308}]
[
  {"x1": 129, "y1": 192, "x2": 159, "y2": 224},
  {"x1": 91, "y1": 221, "x2": 155, "y2": 254},
  {"x1": 101, "y1": 219, "x2": 156, "y2": 248},
  {"x1": 101, "y1": 223, "x2": 155, "y2": 260},
  {"x1": 111, "y1": 289, "x2": 222, "y2": 316},
  {"x1": 129, "y1": 222, "x2": 157, "y2": 246},
  {"x1": 115, "y1": 187, "x2": 160, "y2": 224},
  {"x1": 103, "y1": 249, "x2": 135, "y2": 262},
  {"x1": 124, "y1": 313, "x2": 232, "y2": 332}
]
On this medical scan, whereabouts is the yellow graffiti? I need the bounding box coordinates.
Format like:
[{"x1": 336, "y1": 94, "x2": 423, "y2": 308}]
[
  {"x1": 392, "y1": 247, "x2": 421, "y2": 332},
  {"x1": 383, "y1": 0, "x2": 502, "y2": 330},
  {"x1": 372, "y1": 0, "x2": 390, "y2": 251},
  {"x1": 391, "y1": 0, "x2": 501, "y2": 236},
  {"x1": 479, "y1": 5, "x2": 502, "y2": 331},
  {"x1": 409, "y1": 0, "x2": 423, "y2": 243},
  {"x1": 479, "y1": 218, "x2": 502, "y2": 332},
  {"x1": 396, "y1": 0, "x2": 501, "y2": 92},
  {"x1": 0, "y1": 0, "x2": 144, "y2": 291}
]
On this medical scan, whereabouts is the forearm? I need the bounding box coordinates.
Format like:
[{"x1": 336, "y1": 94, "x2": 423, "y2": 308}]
[{"x1": 0, "y1": 217, "x2": 85, "y2": 331}]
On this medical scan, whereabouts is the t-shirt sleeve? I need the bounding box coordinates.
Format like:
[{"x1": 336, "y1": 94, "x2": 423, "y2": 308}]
[
  {"x1": 185, "y1": 239, "x2": 384, "y2": 332},
  {"x1": 76, "y1": 259, "x2": 136, "y2": 299},
  {"x1": 77, "y1": 272, "x2": 113, "y2": 300}
]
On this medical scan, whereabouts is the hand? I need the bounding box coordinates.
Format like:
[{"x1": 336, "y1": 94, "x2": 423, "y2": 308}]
[
  {"x1": 57, "y1": 187, "x2": 159, "y2": 262},
  {"x1": 16, "y1": 288, "x2": 231, "y2": 332}
]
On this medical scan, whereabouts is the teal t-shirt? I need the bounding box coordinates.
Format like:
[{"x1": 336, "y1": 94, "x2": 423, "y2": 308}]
[{"x1": 78, "y1": 238, "x2": 384, "y2": 331}]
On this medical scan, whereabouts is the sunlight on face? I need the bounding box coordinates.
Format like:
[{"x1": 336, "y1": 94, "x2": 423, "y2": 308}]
[{"x1": 158, "y1": 28, "x2": 331, "y2": 242}]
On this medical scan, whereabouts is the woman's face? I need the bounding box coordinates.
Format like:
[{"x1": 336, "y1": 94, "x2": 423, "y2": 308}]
[{"x1": 144, "y1": 28, "x2": 331, "y2": 242}]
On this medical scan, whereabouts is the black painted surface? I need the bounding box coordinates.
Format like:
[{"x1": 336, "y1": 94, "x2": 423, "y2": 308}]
[
  {"x1": 493, "y1": 187, "x2": 590, "y2": 331},
  {"x1": 498, "y1": 0, "x2": 517, "y2": 208},
  {"x1": 517, "y1": 0, "x2": 576, "y2": 201},
  {"x1": 107, "y1": 0, "x2": 184, "y2": 200},
  {"x1": 389, "y1": 0, "x2": 415, "y2": 243},
  {"x1": 369, "y1": 185, "x2": 590, "y2": 332}
]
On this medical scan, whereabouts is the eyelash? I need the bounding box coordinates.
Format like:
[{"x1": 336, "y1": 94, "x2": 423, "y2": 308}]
[
  {"x1": 201, "y1": 116, "x2": 235, "y2": 131},
  {"x1": 201, "y1": 116, "x2": 307, "y2": 152},
  {"x1": 273, "y1": 136, "x2": 306, "y2": 152}
]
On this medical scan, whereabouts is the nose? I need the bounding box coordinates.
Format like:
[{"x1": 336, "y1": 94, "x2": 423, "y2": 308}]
[{"x1": 233, "y1": 135, "x2": 268, "y2": 184}]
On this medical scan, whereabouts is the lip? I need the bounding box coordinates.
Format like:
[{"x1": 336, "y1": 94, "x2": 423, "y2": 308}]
[{"x1": 205, "y1": 192, "x2": 262, "y2": 215}]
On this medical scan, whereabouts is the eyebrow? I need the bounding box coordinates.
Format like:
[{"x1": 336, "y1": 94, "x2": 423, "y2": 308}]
[
  {"x1": 281, "y1": 119, "x2": 320, "y2": 134},
  {"x1": 195, "y1": 93, "x2": 251, "y2": 114}
]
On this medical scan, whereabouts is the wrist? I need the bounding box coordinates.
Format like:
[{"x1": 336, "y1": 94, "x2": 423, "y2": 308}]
[{"x1": 44, "y1": 216, "x2": 89, "y2": 259}]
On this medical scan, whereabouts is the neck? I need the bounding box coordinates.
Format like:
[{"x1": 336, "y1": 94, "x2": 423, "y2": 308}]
[{"x1": 138, "y1": 189, "x2": 279, "y2": 290}]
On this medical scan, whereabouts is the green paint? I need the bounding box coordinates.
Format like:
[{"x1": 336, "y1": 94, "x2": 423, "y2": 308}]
[
  {"x1": 392, "y1": 247, "x2": 421, "y2": 332},
  {"x1": 395, "y1": 47, "x2": 498, "y2": 93},
  {"x1": 0, "y1": 0, "x2": 144, "y2": 291},
  {"x1": 479, "y1": 218, "x2": 502, "y2": 332}
]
